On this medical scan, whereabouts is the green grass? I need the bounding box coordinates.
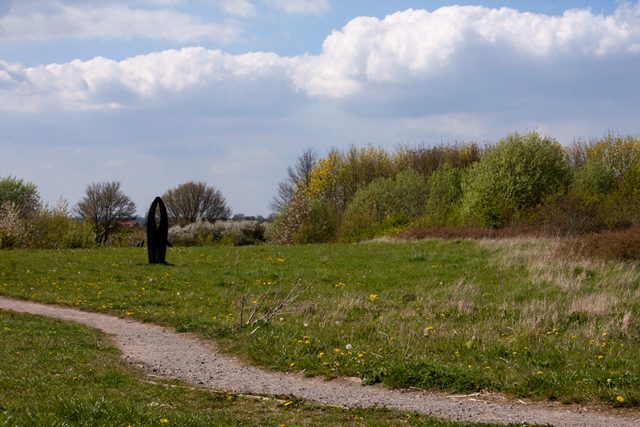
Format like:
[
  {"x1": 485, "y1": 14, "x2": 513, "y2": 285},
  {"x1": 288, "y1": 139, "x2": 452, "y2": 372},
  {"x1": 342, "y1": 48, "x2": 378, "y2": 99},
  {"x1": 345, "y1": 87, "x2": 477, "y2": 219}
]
[
  {"x1": 0, "y1": 239, "x2": 639, "y2": 408},
  {"x1": 0, "y1": 310, "x2": 501, "y2": 426}
]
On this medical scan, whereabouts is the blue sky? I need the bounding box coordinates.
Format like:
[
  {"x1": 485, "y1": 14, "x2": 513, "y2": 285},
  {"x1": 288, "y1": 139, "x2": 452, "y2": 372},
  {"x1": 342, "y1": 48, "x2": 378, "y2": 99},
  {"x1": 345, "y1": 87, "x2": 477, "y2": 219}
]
[{"x1": 1, "y1": 0, "x2": 639, "y2": 216}]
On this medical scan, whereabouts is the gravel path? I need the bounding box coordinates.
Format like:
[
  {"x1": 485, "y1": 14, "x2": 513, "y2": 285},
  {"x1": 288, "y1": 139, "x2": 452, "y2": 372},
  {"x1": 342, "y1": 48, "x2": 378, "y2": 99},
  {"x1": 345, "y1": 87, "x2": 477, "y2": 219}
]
[{"x1": 2, "y1": 296, "x2": 639, "y2": 427}]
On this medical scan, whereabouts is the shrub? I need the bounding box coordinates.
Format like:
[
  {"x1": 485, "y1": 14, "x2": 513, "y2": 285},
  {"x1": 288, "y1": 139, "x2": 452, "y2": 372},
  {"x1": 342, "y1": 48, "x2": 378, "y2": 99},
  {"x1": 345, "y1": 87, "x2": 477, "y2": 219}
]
[
  {"x1": 340, "y1": 170, "x2": 428, "y2": 241},
  {"x1": 563, "y1": 228, "x2": 640, "y2": 261},
  {"x1": 292, "y1": 198, "x2": 337, "y2": 244},
  {"x1": 169, "y1": 220, "x2": 266, "y2": 246},
  {"x1": 461, "y1": 132, "x2": 570, "y2": 228},
  {"x1": 570, "y1": 157, "x2": 615, "y2": 204},
  {"x1": 1, "y1": 200, "x2": 94, "y2": 249},
  {"x1": 421, "y1": 164, "x2": 463, "y2": 226},
  {"x1": 531, "y1": 194, "x2": 606, "y2": 236},
  {"x1": 0, "y1": 202, "x2": 27, "y2": 248},
  {"x1": 28, "y1": 208, "x2": 95, "y2": 249}
]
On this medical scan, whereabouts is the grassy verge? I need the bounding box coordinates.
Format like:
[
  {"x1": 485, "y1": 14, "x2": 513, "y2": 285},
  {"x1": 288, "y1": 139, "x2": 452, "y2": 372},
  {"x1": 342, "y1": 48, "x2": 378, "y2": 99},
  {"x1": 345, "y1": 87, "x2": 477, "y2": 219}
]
[
  {"x1": 0, "y1": 310, "x2": 495, "y2": 426},
  {"x1": 0, "y1": 239, "x2": 639, "y2": 407}
]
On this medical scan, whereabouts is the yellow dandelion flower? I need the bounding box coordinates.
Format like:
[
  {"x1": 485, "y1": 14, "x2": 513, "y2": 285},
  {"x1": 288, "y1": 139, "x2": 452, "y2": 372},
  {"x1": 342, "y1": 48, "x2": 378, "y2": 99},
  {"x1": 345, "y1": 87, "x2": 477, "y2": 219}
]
[
  {"x1": 159, "y1": 419, "x2": 169, "y2": 425},
  {"x1": 616, "y1": 395, "x2": 625, "y2": 403},
  {"x1": 368, "y1": 294, "x2": 379, "y2": 302}
]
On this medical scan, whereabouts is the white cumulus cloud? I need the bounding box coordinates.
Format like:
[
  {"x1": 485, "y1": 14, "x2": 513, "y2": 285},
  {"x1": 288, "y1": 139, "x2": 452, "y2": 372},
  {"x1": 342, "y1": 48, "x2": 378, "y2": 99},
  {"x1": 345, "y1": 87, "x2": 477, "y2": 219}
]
[{"x1": 290, "y1": 4, "x2": 640, "y2": 98}]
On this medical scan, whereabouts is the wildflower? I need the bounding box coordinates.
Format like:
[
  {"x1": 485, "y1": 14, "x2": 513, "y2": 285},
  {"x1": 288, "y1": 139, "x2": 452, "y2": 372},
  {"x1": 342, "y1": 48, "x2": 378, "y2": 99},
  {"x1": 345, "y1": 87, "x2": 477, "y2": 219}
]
[
  {"x1": 318, "y1": 352, "x2": 325, "y2": 358},
  {"x1": 536, "y1": 371, "x2": 544, "y2": 375},
  {"x1": 597, "y1": 355, "x2": 604, "y2": 359},
  {"x1": 335, "y1": 282, "x2": 346, "y2": 289},
  {"x1": 160, "y1": 419, "x2": 169, "y2": 425},
  {"x1": 368, "y1": 293, "x2": 379, "y2": 302},
  {"x1": 345, "y1": 343, "x2": 352, "y2": 350},
  {"x1": 617, "y1": 395, "x2": 625, "y2": 403},
  {"x1": 423, "y1": 326, "x2": 434, "y2": 336},
  {"x1": 334, "y1": 348, "x2": 342, "y2": 353}
]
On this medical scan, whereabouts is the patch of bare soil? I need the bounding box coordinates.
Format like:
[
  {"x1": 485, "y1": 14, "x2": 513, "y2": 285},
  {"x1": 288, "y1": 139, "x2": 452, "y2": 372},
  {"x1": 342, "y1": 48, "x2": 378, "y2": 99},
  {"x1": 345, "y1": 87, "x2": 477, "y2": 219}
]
[{"x1": 1, "y1": 296, "x2": 639, "y2": 426}]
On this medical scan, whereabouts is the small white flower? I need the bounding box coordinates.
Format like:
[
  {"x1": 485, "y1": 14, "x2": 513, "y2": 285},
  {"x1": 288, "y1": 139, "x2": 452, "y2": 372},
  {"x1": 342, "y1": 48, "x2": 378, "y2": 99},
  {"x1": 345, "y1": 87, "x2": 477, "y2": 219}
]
[{"x1": 345, "y1": 343, "x2": 352, "y2": 350}]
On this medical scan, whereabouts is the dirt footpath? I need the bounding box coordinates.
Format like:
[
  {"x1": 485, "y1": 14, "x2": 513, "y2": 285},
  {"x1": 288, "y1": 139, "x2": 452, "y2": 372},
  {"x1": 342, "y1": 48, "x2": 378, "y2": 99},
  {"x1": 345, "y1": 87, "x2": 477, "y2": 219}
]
[{"x1": 1, "y1": 296, "x2": 639, "y2": 426}]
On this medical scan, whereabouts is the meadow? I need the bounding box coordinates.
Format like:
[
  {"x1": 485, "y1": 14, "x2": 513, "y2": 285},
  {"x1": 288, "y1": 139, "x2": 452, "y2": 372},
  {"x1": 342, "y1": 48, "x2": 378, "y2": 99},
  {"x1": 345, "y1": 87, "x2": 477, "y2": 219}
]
[{"x1": 1, "y1": 238, "x2": 639, "y2": 414}]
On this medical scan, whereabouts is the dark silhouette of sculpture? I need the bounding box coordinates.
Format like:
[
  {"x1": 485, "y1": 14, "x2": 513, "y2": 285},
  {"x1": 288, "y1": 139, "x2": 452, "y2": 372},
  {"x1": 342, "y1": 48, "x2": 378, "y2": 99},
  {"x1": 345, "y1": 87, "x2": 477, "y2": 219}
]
[{"x1": 147, "y1": 197, "x2": 168, "y2": 264}]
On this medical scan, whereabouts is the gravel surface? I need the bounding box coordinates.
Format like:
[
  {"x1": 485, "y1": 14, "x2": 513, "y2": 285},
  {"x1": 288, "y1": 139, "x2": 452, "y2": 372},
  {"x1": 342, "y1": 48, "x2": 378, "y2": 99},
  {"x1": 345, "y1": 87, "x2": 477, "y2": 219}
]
[{"x1": 2, "y1": 296, "x2": 639, "y2": 426}]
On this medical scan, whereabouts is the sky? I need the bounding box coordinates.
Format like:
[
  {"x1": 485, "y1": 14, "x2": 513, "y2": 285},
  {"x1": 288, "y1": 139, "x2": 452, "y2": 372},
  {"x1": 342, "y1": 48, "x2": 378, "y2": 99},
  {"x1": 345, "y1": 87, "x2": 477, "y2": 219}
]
[{"x1": 1, "y1": 0, "x2": 639, "y2": 216}]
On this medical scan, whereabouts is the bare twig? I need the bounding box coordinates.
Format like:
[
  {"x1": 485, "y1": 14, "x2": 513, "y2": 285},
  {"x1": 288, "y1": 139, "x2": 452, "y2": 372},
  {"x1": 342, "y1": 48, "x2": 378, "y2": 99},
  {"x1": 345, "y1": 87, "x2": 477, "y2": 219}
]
[
  {"x1": 247, "y1": 280, "x2": 304, "y2": 335},
  {"x1": 246, "y1": 282, "x2": 275, "y2": 325}
]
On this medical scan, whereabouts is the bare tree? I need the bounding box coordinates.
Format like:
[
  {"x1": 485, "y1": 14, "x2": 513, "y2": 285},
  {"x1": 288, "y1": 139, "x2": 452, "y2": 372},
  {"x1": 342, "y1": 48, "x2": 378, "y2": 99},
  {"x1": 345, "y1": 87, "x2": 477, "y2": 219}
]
[
  {"x1": 162, "y1": 181, "x2": 230, "y2": 226},
  {"x1": 76, "y1": 181, "x2": 136, "y2": 244},
  {"x1": 271, "y1": 148, "x2": 318, "y2": 212}
]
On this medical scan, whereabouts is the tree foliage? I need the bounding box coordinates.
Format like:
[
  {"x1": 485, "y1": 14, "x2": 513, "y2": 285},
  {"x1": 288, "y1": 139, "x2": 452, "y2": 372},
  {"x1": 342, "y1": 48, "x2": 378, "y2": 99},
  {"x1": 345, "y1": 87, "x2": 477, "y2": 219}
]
[
  {"x1": 423, "y1": 164, "x2": 463, "y2": 225},
  {"x1": 162, "y1": 181, "x2": 230, "y2": 226},
  {"x1": 461, "y1": 132, "x2": 570, "y2": 227},
  {"x1": 0, "y1": 175, "x2": 40, "y2": 218},
  {"x1": 76, "y1": 181, "x2": 136, "y2": 244},
  {"x1": 341, "y1": 170, "x2": 428, "y2": 241}
]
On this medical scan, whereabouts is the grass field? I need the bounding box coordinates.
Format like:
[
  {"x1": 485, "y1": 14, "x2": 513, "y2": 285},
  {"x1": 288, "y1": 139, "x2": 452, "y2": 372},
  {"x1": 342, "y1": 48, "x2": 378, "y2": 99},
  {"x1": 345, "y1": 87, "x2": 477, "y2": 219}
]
[
  {"x1": 0, "y1": 310, "x2": 496, "y2": 426},
  {"x1": 1, "y1": 238, "x2": 639, "y2": 408}
]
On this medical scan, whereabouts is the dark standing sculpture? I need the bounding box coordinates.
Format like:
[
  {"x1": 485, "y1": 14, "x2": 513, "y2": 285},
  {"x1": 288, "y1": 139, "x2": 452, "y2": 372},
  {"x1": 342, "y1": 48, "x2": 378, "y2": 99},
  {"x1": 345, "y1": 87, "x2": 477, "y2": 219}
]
[{"x1": 147, "y1": 197, "x2": 168, "y2": 264}]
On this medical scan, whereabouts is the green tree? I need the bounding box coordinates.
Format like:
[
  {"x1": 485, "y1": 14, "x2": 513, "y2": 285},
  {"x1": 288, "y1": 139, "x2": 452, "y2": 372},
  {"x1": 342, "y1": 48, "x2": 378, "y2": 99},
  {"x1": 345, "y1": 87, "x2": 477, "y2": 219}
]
[
  {"x1": 341, "y1": 169, "x2": 428, "y2": 241},
  {"x1": 570, "y1": 157, "x2": 615, "y2": 204},
  {"x1": 461, "y1": 132, "x2": 569, "y2": 227},
  {"x1": 0, "y1": 176, "x2": 40, "y2": 218},
  {"x1": 423, "y1": 164, "x2": 463, "y2": 225}
]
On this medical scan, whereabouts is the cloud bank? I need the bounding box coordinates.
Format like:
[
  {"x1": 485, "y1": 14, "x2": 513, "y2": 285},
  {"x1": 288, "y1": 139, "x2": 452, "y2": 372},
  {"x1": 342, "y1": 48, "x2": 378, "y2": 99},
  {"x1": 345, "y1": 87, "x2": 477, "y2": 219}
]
[{"x1": 2, "y1": 3, "x2": 639, "y2": 113}]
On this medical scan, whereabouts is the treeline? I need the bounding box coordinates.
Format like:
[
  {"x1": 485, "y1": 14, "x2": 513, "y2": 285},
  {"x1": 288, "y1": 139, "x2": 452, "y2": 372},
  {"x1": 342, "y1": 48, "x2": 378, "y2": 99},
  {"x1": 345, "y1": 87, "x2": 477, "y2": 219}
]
[
  {"x1": 269, "y1": 132, "x2": 640, "y2": 243},
  {"x1": 0, "y1": 179, "x2": 264, "y2": 249}
]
